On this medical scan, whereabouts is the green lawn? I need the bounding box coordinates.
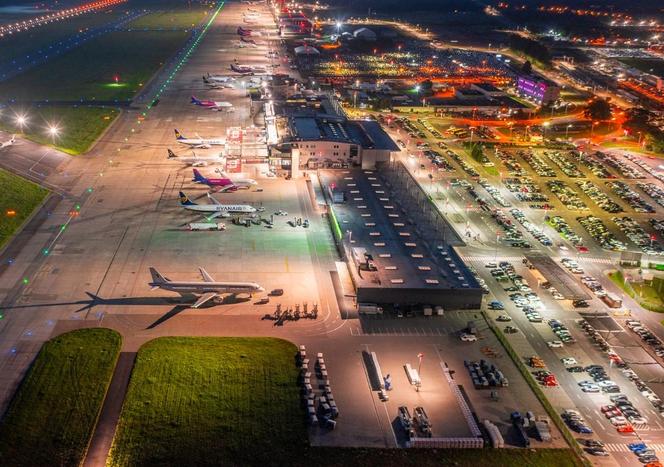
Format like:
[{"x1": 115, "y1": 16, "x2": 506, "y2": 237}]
[
  {"x1": 608, "y1": 270, "x2": 664, "y2": 312},
  {"x1": 127, "y1": 7, "x2": 211, "y2": 29},
  {"x1": 0, "y1": 168, "x2": 49, "y2": 248},
  {"x1": 0, "y1": 328, "x2": 122, "y2": 466},
  {"x1": 305, "y1": 447, "x2": 583, "y2": 467},
  {"x1": 0, "y1": 10, "x2": 125, "y2": 68},
  {"x1": 0, "y1": 30, "x2": 188, "y2": 102},
  {"x1": 107, "y1": 337, "x2": 306, "y2": 467},
  {"x1": 0, "y1": 106, "x2": 118, "y2": 155}
]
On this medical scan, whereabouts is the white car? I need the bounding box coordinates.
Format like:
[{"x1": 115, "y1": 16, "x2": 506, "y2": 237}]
[
  {"x1": 581, "y1": 384, "x2": 600, "y2": 393},
  {"x1": 460, "y1": 333, "x2": 477, "y2": 342},
  {"x1": 609, "y1": 416, "x2": 628, "y2": 426},
  {"x1": 561, "y1": 357, "x2": 577, "y2": 366},
  {"x1": 274, "y1": 210, "x2": 288, "y2": 216},
  {"x1": 547, "y1": 340, "x2": 564, "y2": 348}
]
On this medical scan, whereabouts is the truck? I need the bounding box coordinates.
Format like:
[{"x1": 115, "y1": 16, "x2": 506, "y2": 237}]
[
  {"x1": 601, "y1": 292, "x2": 623, "y2": 309},
  {"x1": 358, "y1": 302, "x2": 383, "y2": 314},
  {"x1": 413, "y1": 406, "x2": 432, "y2": 437},
  {"x1": 534, "y1": 417, "x2": 552, "y2": 442},
  {"x1": 397, "y1": 406, "x2": 416, "y2": 439},
  {"x1": 423, "y1": 306, "x2": 433, "y2": 317},
  {"x1": 187, "y1": 222, "x2": 226, "y2": 231},
  {"x1": 510, "y1": 411, "x2": 531, "y2": 448},
  {"x1": 467, "y1": 320, "x2": 478, "y2": 335}
]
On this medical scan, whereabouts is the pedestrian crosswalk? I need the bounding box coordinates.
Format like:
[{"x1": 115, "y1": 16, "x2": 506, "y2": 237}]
[
  {"x1": 576, "y1": 257, "x2": 615, "y2": 265},
  {"x1": 349, "y1": 326, "x2": 451, "y2": 337},
  {"x1": 603, "y1": 442, "x2": 664, "y2": 453}
]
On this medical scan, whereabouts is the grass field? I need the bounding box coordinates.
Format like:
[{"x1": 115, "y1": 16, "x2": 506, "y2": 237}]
[
  {"x1": 0, "y1": 328, "x2": 122, "y2": 466},
  {"x1": 306, "y1": 447, "x2": 583, "y2": 467},
  {"x1": 609, "y1": 270, "x2": 664, "y2": 312},
  {"x1": 0, "y1": 10, "x2": 125, "y2": 67},
  {"x1": 0, "y1": 30, "x2": 188, "y2": 102},
  {"x1": 0, "y1": 106, "x2": 118, "y2": 155},
  {"x1": 107, "y1": 337, "x2": 306, "y2": 467},
  {"x1": 619, "y1": 58, "x2": 664, "y2": 79},
  {"x1": 127, "y1": 7, "x2": 211, "y2": 29},
  {"x1": 0, "y1": 168, "x2": 49, "y2": 248}
]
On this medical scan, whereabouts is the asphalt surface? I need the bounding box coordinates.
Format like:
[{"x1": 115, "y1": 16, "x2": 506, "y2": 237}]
[{"x1": 1, "y1": 1, "x2": 661, "y2": 465}]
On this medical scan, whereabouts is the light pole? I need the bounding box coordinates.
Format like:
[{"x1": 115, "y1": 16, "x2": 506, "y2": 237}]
[{"x1": 565, "y1": 124, "x2": 572, "y2": 140}]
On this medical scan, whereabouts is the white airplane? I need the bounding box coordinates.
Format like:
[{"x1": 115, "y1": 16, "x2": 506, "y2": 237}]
[
  {"x1": 203, "y1": 73, "x2": 235, "y2": 85},
  {"x1": 167, "y1": 149, "x2": 222, "y2": 167},
  {"x1": 149, "y1": 267, "x2": 264, "y2": 308},
  {"x1": 0, "y1": 135, "x2": 15, "y2": 149},
  {"x1": 235, "y1": 41, "x2": 258, "y2": 49},
  {"x1": 214, "y1": 169, "x2": 258, "y2": 188},
  {"x1": 179, "y1": 191, "x2": 256, "y2": 219},
  {"x1": 190, "y1": 96, "x2": 235, "y2": 112},
  {"x1": 175, "y1": 129, "x2": 226, "y2": 149}
]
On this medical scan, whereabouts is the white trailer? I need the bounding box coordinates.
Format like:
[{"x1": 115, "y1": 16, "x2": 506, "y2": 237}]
[{"x1": 187, "y1": 222, "x2": 226, "y2": 231}]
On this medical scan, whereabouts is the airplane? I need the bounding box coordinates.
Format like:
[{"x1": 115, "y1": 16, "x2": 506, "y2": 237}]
[
  {"x1": 235, "y1": 40, "x2": 258, "y2": 48},
  {"x1": 179, "y1": 191, "x2": 257, "y2": 218},
  {"x1": 175, "y1": 129, "x2": 226, "y2": 149},
  {"x1": 0, "y1": 135, "x2": 15, "y2": 149},
  {"x1": 231, "y1": 61, "x2": 268, "y2": 75},
  {"x1": 230, "y1": 63, "x2": 255, "y2": 75},
  {"x1": 190, "y1": 96, "x2": 234, "y2": 112},
  {"x1": 148, "y1": 267, "x2": 264, "y2": 308},
  {"x1": 192, "y1": 169, "x2": 238, "y2": 192},
  {"x1": 214, "y1": 169, "x2": 258, "y2": 189},
  {"x1": 240, "y1": 35, "x2": 258, "y2": 45},
  {"x1": 203, "y1": 74, "x2": 235, "y2": 88},
  {"x1": 167, "y1": 149, "x2": 222, "y2": 167}
]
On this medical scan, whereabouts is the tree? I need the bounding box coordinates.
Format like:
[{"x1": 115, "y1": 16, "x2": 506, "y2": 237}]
[
  {"x1": 521, "y1": 60, "x2": 533, "y2": 75},
  {"x1": 585, "y1": 98, "x2": 612, "y2": 121}
]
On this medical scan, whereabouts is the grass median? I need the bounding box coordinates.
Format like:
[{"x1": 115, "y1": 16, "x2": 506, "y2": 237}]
[
  {"x1": 0, "y1": 328, "x2": 122, "y2": 466},
  {"x1": 0, "y1": 106, "x2": 118, "y2": 155},
  {"x1": 0, "y1": 168, "x2": 49, "y2": 248}
]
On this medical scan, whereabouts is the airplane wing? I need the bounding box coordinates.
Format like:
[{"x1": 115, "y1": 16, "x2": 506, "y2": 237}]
[
  {"x1": 191, "y1": 292, "x2": 218, "y2": 309},
  {"x1": 206, "y1": 193, "x2": 222, "y2": 204},
  {"x1": 199, "y1": 267, "x2": 215, "y2": 282}
]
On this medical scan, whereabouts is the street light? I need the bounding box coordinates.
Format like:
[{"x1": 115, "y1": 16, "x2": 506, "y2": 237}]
[
  {"x1": 542, "y1": 121, "x2": 550, "y2": 140},
  {"x1": 566, "y1": 124, "x2": 572, "y2": 140},
  {"x1": 47, "y1": 124, "x2": 60, "y2": 140},
  {"x1": 15, "y1": 113, "x2": 28, "y2": 130}
]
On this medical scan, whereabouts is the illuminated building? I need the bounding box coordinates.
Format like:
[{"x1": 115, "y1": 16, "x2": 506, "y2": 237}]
[{"x1": 516, "y1": 75, "x2": 560, "y2": 105}]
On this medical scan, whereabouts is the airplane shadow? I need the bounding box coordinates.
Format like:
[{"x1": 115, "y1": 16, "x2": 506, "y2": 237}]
[{"x1": 3, "y1": 291, "x2": 250, "y2": 329}]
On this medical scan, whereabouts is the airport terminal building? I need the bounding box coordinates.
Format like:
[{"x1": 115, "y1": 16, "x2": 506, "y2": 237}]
[{"x1": 267, "y1": 95, "x2": 399, "y2": 177}]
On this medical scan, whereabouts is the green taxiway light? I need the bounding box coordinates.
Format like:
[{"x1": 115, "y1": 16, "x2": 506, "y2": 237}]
[
  {"x1": 22, "y1": 278, "x2": 29, "y2": 285},
  {"x1": 75, "y1": 204, "x2": 81, "y2": 210},
  {"x1": 42, "y1": 248, "x2": 49, "y2": 255},
  {"x1": 87, "y1": 187, "x2": 93, "y2": 193}
]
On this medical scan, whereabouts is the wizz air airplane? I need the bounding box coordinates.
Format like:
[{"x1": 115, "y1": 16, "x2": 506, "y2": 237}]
[
  {"x1": 148, "y1": 267, "x2": 264, "y2": 308},
  {"x1": 214, "y1": 169, "x2": 258, "y2": 189},
  {"x1": 174, "y1": 129, "x2": 226, "y2": 149},
  {"x1": 167, "y1": 149, "x2": 221, "y2": 167},
  {"x1": 0, "y1": 135, "x2": 15, "y2": 149},
  {"x1": 192, "y1": 169, "x2": 237, "y2": 192},
  {"x1": 237, "y1": 26, "x2": 252, "y2": 36},
  {"x1": 190, "y1": 96, "x2": 234, "y2": 111},
  {"x1": 179, "y1": 191, "x2": 257, "y2": 218}
]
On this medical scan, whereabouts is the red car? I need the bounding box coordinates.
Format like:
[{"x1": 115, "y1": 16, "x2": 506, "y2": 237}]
[{"x1": 617, "y1": 425, "x2": 634, "y2": 434}]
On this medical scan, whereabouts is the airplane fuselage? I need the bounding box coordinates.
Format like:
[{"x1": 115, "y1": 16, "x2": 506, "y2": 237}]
[{"x1": 153, "y1": 281, "x2": 262, "y2": 295}]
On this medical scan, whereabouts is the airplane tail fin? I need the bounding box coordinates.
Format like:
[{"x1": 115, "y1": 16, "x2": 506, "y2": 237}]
[
  {"x1": 192, "y1": 169, "x2": 207, "y2": 183},
  {"x1": 179, "y1": 191, "x2": 196, "y2": 206},
  {"x1": 174, "y1": 129, "x2": 184, "y2": 140},
  {"x1": 203, "y1": 76, "x2": 209, "y2": 83},
  {"x1": 167, "y1": 149, "x2": 177, "y2": 159},
  {"x1": 191, "y1": 96, "x2": 201, "y2": 105},
  {"x1": 149, "y1": 267, "x2": 170, "y2": 286}
]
